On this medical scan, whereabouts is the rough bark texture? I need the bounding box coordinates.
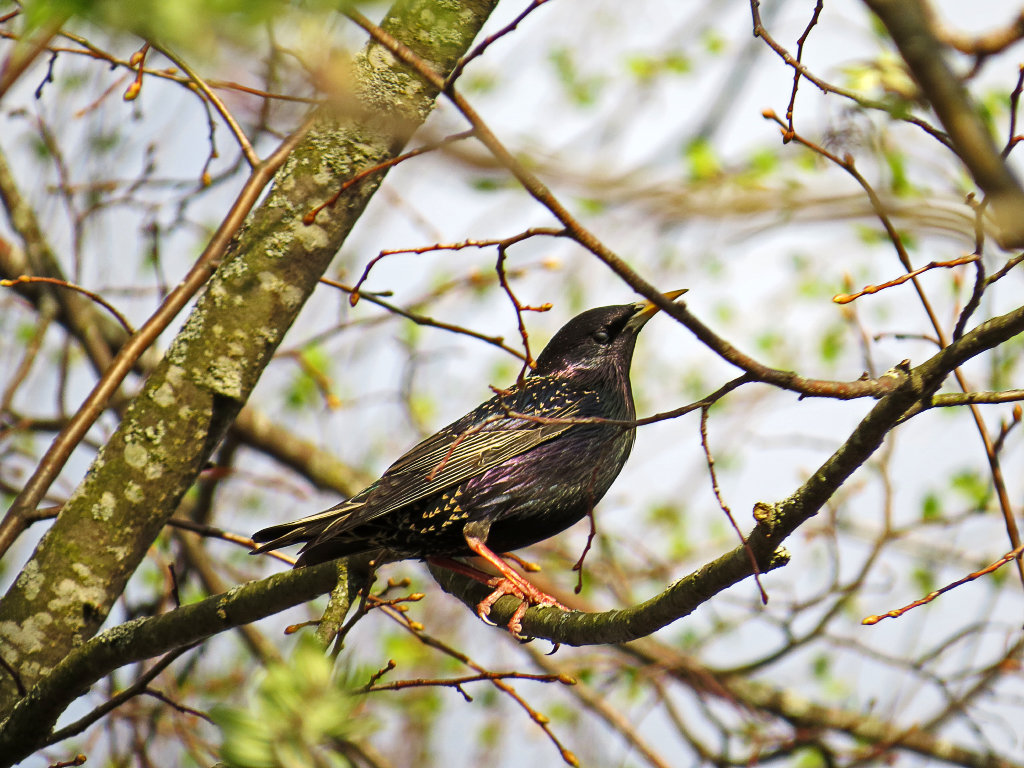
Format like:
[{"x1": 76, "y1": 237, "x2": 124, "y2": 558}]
[
  {"x1": 0, "y1": 562, "x2": 346, "y2": 765},
  {"x1": 0, "y1": 0, "x2": 498, "y2": 718}
]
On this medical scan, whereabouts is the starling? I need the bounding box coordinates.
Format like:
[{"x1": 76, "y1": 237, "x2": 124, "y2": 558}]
[{"x1": 253, "y1": 289, "x2": 686, "y2": 634}]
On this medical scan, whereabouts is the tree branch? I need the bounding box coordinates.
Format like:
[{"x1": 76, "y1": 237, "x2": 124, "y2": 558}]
[
  {"x1": 432, "y1": 300, "x2": 1024, "y2": 643},
  {"x1": 0, "y1": 0, "x2": 500, "y2": 717},
  {"x1": 0, "y1": 560, "x2": 346, "y2": 766},
  {"x1": 862, "y1": 0, "x2": 1024, "y2": 248}
]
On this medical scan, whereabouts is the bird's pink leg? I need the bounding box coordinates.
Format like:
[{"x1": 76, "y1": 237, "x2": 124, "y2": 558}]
[
  {"x1": 428, "y1": 546, "x2": 569, "y2": 635},
  {"x1": 429, "y1": 535, "x2": 569, "y2": 636},
  {"x1": 427, "y1": 556, "x2": 505, "y2": 591}
]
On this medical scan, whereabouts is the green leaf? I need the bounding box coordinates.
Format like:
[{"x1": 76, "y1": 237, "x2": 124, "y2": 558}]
[
  {"x1": 625, "y1": 52, "x2": 691, "y2": 82},
  {"x1": 819, "y1": 324, "x2": 845, "y2": 364},
  {"x1": 912, "y1": 565, "x2": 935, "y2": 596},
  {"x1": 549, "y1": 47, "x2": 603, "y2": 106},
  {"x1": 883, "y1": 148, "x2": 910, "y2": 196},
  {"x1": 684, "y1": 137, "x2": 721, "y2": 181},
  {"x1": 811, "y1": 653, "x2": 831, "y2": 680},
  {"x1": 950, "y1": 469, "x2": 990, "y2": 509},
  {"x1": 701, "y1": 30, "x2": 726, "y2": 55},
  {"x1": 213, "y1": 634, "x2": 372, "y2": 768}
]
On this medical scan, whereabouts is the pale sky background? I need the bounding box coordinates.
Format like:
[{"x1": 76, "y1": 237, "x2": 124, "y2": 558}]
[{"x1": 2, "y1": 0, "x2": 1023, "y2": 764}]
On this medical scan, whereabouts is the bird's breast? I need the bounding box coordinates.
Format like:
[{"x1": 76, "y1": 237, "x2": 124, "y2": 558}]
[{"x1": 462, "y1": 423, "x2": 635, "y2": 552}]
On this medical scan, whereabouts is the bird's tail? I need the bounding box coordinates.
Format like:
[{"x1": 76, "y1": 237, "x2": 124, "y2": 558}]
[{"x1": 250, "y1": 500, "x2": 361, "y2": 557}]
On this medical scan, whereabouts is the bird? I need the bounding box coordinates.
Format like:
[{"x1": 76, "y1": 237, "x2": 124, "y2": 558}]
[{"x1": 252, "y1": 289, "x2": 686, "y2": 635}]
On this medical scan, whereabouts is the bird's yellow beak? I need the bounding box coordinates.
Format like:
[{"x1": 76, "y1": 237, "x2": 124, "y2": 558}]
[{"x1": 627, "y1": 288, "x2": 687, "y2": 329}]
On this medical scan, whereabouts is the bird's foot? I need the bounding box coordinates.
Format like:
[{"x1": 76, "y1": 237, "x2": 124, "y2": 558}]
[
  {"x1": 428, "y1": 545, "x2": 571, "y2": 637},
  {"x1": 475, "y1": 574, "x2": 569, "y2": 638}
]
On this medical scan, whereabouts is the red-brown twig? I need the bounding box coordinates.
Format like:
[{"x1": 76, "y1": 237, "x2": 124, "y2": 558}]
[
  {"x1": 495, "y1": 245, "x2": 550, "y2": 382},
  {"x1": 832, "y1": 255, "x2": 979, "y2": 304},
  {"x1": 502, "y1": 551, "x2": 541, "y2": 573},
  {"x1": 141, "y1": 687, "x2": 213, "y2": 723},
  {"x1": 318, "y1": 276, "x2": 527, "y2": 360},
  {"x1": 0, "y1": 306, "x2": 53, "y2": 415},
  {"x1": 783, "y1": 0, "x2": 824, "y2": 134},
  {"x1": 700, "y1": 407, "x2": 767, "y2": 604},
  {"x1": 307, "y1": 130, "x2": 475, "y2": 226},
  {"x1": 41, "y1": 644, "x2": 200, "y2": 749},
  {"x1": 426, "y1": 421, "x2": 485, "y2": 482},
  {"x1": 348, "y1": 227, "x2": 564, "y2": 308},
  {"x1": 13, "y1": 29, "x2": 321, "y2": 104},
  {"x1": 0, "y1": 655, "x2": 25, "y2": 698},
  {"x1": 46, "y1": 756, "x2": 85, "y2": 768},
  {"x1": 571, "y1": 501, "x2": 597, "y2": 595},
  {"x1": 0, "y1": 11, "x2": 67, "y2": 100},
  {"x1": 151, "y1": 43, "x2": 259, "y2": 168},
  {"x1": 167, "y1": 517, "x2": 297, "y2": 566},
  {"x1": 446, "y1": 0, "x2": 553, "y2": 86},
  {"x1": 373, "y1": 601, "x2": 581, "y2": 766},
  {"x1": 750, "y1": 0, "x2": 950, "y2": 147},
  {"x1": 986, "y1": 252, "x2": 1024, "y2": 286},
  {"x1": 363, "y1": 669, "x2": 570, "y2": 700},
  {"x1": 1, "y1": 274, "x2": 134, "y2": 333},
  {"x1": 992, "y1": 403, "x2": 1022, "y2": 454},
  {"x1": 1002, "y1": 64, "x2": 1024, "y2": 158},
  {"x1": 862, "y1": 544, "x2": 1024, "y2": 625},
  {"x1": 362, "y1": 659, "x2": 396, "y2": 689}
]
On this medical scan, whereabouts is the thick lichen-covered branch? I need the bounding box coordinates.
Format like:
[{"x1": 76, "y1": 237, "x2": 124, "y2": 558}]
[
  {"x1": 0, "y1": 0, "x2": 499, "y2": 717},
  {"x1": 0, "y1": 561, "x2": 346, "y2": 766},
  {"x1": 2, "y1": 302, "x2": 1019, "y2": 758}
]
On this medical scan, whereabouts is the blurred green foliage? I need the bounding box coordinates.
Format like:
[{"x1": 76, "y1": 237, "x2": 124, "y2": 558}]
[
  {"x1": 213, "y1": 634, "x2": 372, "y2": 768},
  {"x1": 19, "y1": 0, "x2": 343, "y2": 55}
]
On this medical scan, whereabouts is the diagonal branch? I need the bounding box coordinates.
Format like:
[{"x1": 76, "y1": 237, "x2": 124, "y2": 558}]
[
  {"x1": 3, "y1": 302, "x2": 1021, "y2": 763},
  {"x1": 433, "y1": 300, "x2": 1024, "y2": 643},
  {"x1": 0, "y1": 560, "x2": 348, "y2": 766},
  {"x1": 862, "y1": 0, "x2": 1024, "y2": 248},
  {"x1": 0, "y1": 0, "x2": 500, "y2": 718}
]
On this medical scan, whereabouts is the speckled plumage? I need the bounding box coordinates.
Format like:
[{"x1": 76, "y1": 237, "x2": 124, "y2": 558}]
[{"x1": 252, "y1": 294, "x2": 683, "y2": 572}]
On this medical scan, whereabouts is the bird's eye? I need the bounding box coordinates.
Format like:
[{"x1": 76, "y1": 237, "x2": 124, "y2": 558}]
[{"x1": 592, "y1": 330, "x2": 611, "y2": 344}]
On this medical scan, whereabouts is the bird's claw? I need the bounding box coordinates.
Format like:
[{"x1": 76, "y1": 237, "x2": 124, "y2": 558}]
[{"x1": 475, "y1": 576, "x2": 569, "y2": 638}]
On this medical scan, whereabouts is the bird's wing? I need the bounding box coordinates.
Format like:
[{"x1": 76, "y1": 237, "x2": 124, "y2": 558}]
[
  {"x1": 312, "y1": 394, "x2": 587, "y2": 538},
  {"x1": 250, "y1": 498, "x2": 363, "y2": 545},
  {"x1": 252, "y1": 379, "x2": 598, "y2": 553}
]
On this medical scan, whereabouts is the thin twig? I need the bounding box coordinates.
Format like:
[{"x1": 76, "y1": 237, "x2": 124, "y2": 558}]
[
  {"x1": 1, "y1": 274, "x2": 134, "y2": 333},
  {"x1": 700, "y1": 407, "x2": 767, "y2": 604},
  {"x1": 374, "y1": 602, "x2": 581, "y2": 766},
  {"x1": 783, "y1": 0, "x2": 824, "y2": 133},
  {"x1": 151, "y1": 44, "x2": 259, "y2": 168},
  {"x1": 863, "y1": 544, "x2": 1024, "y2": 625},
  {"x1": 318, "y1": 276, "x2": 528, "y2": 360},
  {"x1": 363, "y1": 670, "x2": 569, "y2": 696},
  {"x1": 749, "y1": 0, "x2": 950, "y2": 147},
  {"x1": 168, "y1": 517, "x2": 297, "y2": 566},
  {"x1": 0, "y1": 114, "x2": 315, "y2": 558},
  {"x1": 306, "y1": 130, "x2": 475, "y2": 225},
  {"x1": 43, "y1": 644, "x2": 200, "y2": 748},
  {"x1": 446, "y1": 0, "x2": 553, "y2": 86},
  {"x1": 833, "y1": 255, "x2": 979, "y2": 304}
]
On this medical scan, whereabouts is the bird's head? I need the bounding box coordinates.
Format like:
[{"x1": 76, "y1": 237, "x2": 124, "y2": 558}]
[{"x1": 532, "y1": 289, "x2": 687, "y2": 380}]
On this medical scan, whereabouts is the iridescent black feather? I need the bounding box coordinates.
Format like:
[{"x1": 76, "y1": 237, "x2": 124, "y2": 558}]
[{"x1": 252, "y1": 295, "x2": 682, "y2": 567}]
